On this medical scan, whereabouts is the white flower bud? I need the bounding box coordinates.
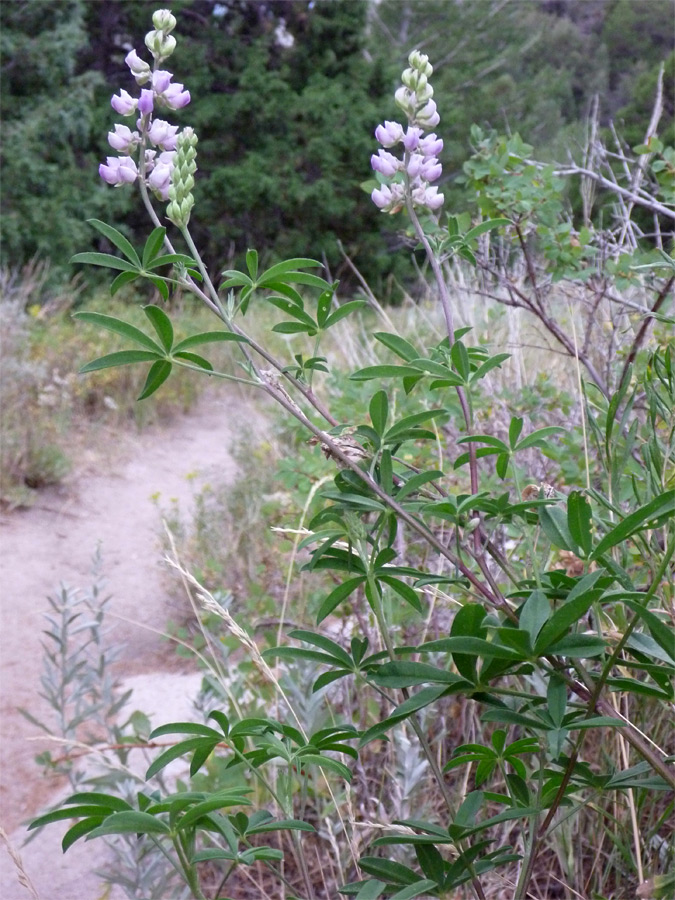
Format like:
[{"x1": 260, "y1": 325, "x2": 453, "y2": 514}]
[{"x1": 152, "y1": 9, "x2": 177, "y2": 33}]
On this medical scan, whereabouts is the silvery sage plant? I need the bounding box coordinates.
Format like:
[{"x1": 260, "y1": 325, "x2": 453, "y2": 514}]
[{"x1": 30, "y1": 9, "x2": 675, "y2": 900}]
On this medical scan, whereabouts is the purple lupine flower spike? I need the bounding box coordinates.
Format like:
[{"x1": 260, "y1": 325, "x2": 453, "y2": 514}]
[{"x1": 371, "y1": 50, "x2": 444, "y2": 214}]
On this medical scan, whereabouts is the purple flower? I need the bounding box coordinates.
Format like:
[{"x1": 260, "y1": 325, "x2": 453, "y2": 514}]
[
  {"x1": 371, "y1": 185, "x2": 393, "y2": 209},
  {"x1": 412, "y1": 184, "x2": 444, "y2": 210},
  {"x1": 107, "y1": 124, "x2": 139, "y2": 152},
  {"x1": 402, "y1": 127, "x2": 423, "y2": 152},
  {"x1": 99, "y1": 156, "x2": 138, "y2": 186},
  {"x1": 152, "y1": 70, "x2": 173, "y2": 93},
  {"x1": 371, "y1": 150, "x2": 399, "y2": 178},
  {"x1": 371, "y1": 183, "x2": 405, "y2": 214},
  {"x1": 419, "y1": 133, "x2": 443, "y2": 158},
  {"x1": 111, "y1": 89, "x2": 137, "y2": 116},
  {"x1": 138, "y1": 89, "x2": 154, "y2": 115},
  {"x1": 147, "y1": 118, "x2": 179, "y2": 150},
  {"x1": 405, "y1": 153, "x2": 424, "y2": 178},
  {"x1": 420, "y1": 158, "x2": 442, "y2": 182},
  {"x1": 161, "y1": 83, "x2": 191, "y2": 110},
  {"x1": 374, "y1": 120, "x2": 403, "y2": 147},
  {"x1": 125, "y1": 49, "x2": 151, "y2": 84},
  {"x1": 147, "y1": 157, "x2": 174, "y2": 200}
]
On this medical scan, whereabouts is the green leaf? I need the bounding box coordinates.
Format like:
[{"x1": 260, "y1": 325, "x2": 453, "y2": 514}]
[
  {"x1": 463, "y1": 218, "x2": 511, "y2": 240},
  {"x1": 29, "y1": 806, "x2": 119, "y2": 829},
  {"x1": 64, "y1": 793, "x2": 132, "y2": 812},
  {"x1": 73, "y1": 311, "x2": 164, "y2": 353},
  {"x1": 317, "y1": 577, "x2": 365, "y2": 624},
  {"x1": 148, "y1": 275, "x2": 169, "y2": 302},
  {"x1": 246, "y1": 248, "x2": 259, "y2": 280},
  {"x1": 150, "y1": 722, "x2": 223, "y2": 739},
  {"x1": 390, "y1": 881, "x2": 439, "y2": 900},
  {"x1": 384, "y1": 410, "x2": 447, "y2": 442},
  {"x1": 354, "y1": 881, "x2": 387, "y2": 899},
  {"x1": 297, "y1": 753, "x2": 352, "y2": 781},
  {"x1": 455, "y1": 791, "x2": 484, "y2": 828},
  {"x1": 172, "y1": 331, "x2": 248, "y2": 352},
  {"x1": 625, "y1": 602, "x2": 675, "y2": 662},
  {"x1": 519, "y1": 590, "x2": 550, "y2": 646},
  {"x1": 79, "y1": 350, "x2": 162, "y2": 373},
  {"x1": 138, "y1": 360, "x2": 172, "y2": 400},
  {"x1": 272, "y1": 322, "x2": 317, "y2": 335},
  {"x1": 369, "y1": 390, "x2": 389, "y2": 436},
  {"x1": 534, "y1": 571, "x2": 604, "y2": 654},
  {"x1": 258, "y1": 257, "x2": 323, "y2": 282},
  {"x1": 142, "y1": 226, "x2": 167, "y2": 267},
  {"x1": 395, "y1": 471, "x2": 444, "y2": 501},
  {"x1": 539, "y1": 504, "x2": 577, "y2": 553},
  {"x1": 316, "y1": 289, "x2": 333, "y2": 328},
  {"x1": 372, "y1": 662, "x2": 468, "y2": 689},
  {"x1": 591, "y1": 490, "x2": 675, "y2": 559},
  {"x1": 450, "y1": 341, "x2": 470, "y2": 380},
  {"x1": 287, "y1": 629, "x2": 354, "y2": 668},
  {"x1": 71, "y1": 252, "x2": 139, "y2": 272},
  {"x1": 87, "y1": 219, "x2": 140, "y2": 266},
  {"x1": 146, "y1": 737, "x2": 219, "y2": 780},
  {"x1": 110, "y1": 270, "x2": 140, "y2": 296},
  {"x1": 173, "y1": 352, "x2": 213, "y2": 371},
  {"x1": 457, "y1": 434, "x2": 510, "y2": 453},
  {"x1": 421, "y1": 637, "x2": 524, "y2": 661},
  {"x1": 567, "y1": 492, "x2": 593, "y2": 557},
  {"x1": 358, "y1": 857, "x2": 419, "y2": 886},
  {"x1": 145, "y1": 253, "x2": 198, "y2": 270},
  {"x1": 86, "y1": 811, "x2": 170, "y2": 839},
  {"x1": 176, "y1": 794, "x2": 251, "y2": 831},
  {"x1": 516, "y1": 426, "x2": 564, "y2": 451},
  {"x1": 143, "y1": 306, "x2": 174, "y2": 352},
  {"x1": 324, "y1": 300, "x2": 366, "y2": 328},
  {"x1": 470, "y1": 353, "x2": 511, "y2": 383},
  {"x1": 351, "y1": 365, "x2": 423, "y2": 382},
  {"x1": 246, "y1": 818, "x2": 315, "y2": 835},
  {"x1": 508, "y1": 417, "x2": 524, "y2": 449},
  {"x1": 62, "y1": 818, "x2": 105, "y2": 852},
  {"x1": 378, "y1": 576, "x2": 423, "y2": 613}
]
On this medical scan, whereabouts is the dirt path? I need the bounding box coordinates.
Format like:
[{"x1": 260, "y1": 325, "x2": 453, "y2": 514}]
[{"x1": 0, "y1": 389, "x2": 254, "y2": 899}]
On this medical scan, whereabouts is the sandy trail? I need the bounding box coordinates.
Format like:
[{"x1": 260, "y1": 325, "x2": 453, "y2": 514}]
[{"x1": 0, "y1": 390, "x2": 252, "y2": 899}]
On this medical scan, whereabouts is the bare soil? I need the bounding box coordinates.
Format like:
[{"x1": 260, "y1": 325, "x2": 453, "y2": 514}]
[{"x1": 0, "y1": 390, "x2": 253, "y2": 899}]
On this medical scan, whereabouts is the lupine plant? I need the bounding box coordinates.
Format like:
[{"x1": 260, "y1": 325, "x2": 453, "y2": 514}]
[{"x1": 30, "y1": 9, "x2": 674, "y2": 900}]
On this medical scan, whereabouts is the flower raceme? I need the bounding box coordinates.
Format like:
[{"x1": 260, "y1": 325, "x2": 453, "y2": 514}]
[
  {"x1": 371, "y1": 51, "x2": 444, "y2": 215},
  {"x1": 99, "y1": 10, "x2": 192, "y2": 201}
]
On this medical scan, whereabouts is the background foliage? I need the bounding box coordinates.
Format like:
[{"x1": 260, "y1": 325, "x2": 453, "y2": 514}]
[{"x1": 1, "y1": 0, "x2": 673, "y2": 289}]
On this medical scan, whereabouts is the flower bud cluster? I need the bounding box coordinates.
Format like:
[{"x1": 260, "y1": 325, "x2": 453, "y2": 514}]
[
  {"x1": 99, "y1": 9, "x2": 194, "y2": 208},
  {"x1": 166, "y1": 128, "x2": 198, "y2": 227},
  {"x1": 370, "y1": 50, "x2": 444, "y2": 215}
]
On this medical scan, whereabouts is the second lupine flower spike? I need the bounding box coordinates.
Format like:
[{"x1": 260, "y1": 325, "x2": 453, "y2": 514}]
[{"x1": 371, "y1": 50, "x2": 444, "y2": 215}]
